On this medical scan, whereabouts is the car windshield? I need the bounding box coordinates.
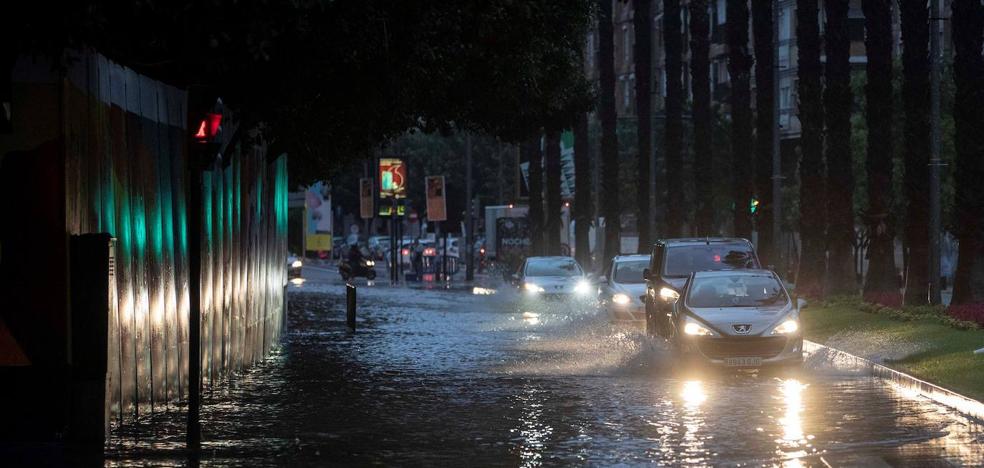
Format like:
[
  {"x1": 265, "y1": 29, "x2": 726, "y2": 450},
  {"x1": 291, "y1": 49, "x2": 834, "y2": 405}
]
[
  {"x1": 687, "y1": 275, "x2": 788, "y2": 308},
  {"x1": 613, "y1": 260, "x2": 648, "y2": 284},
  {"x1": 526, "y1": 259, "x2": 582, "y2": 277},
  {"x1": 663, "y1": 244, "x2": 758, "y2": 277}
]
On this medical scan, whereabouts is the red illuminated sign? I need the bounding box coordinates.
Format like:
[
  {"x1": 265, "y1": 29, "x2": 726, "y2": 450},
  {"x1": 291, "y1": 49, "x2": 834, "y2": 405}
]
[{"x1": 379, "y1": 158, "x2": 407, "y2": 199}]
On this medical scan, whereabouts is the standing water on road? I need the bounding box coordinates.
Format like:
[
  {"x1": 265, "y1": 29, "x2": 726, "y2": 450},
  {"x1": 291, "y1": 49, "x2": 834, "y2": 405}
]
[{"x1": 107, "y1": 279, "x2": 984, "y2": 466}]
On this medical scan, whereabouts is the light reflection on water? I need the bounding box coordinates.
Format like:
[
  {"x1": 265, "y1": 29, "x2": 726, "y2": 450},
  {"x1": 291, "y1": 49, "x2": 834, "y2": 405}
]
[{"x1": 104, "y1": 286, "x2": 984, "y2": 466}]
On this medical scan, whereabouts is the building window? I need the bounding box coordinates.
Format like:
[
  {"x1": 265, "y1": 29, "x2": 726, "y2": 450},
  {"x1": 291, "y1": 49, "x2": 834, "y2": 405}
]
[
  {"x1": 779, "y1": 79, "x2": 792, "y2": 110},
  {"x1": 623, "y1": 76, "x2": 632, "y2": 109},
  {"x1": 623, "y1": 26, "x2": 632, "y2": 64},
  {"x1": 716, "y1": 0, "x2": 726, "y2": 25},
  {"x1": 587, "y1": 33, "x2": 595, "y2": 70},
  {"x1": 778, "y1": 5, "x2": 792, "y2": 42}
]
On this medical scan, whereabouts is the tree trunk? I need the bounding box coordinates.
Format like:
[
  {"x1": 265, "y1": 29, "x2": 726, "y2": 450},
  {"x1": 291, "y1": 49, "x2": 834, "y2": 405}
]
[
  {"x1": 526, "y1": 139, "x2": 544, "y2": 256},
  {"x1": 824, "y1": 0, "x2": 857, "y2": 296},
  {"x1": 795, "y1": 0, "x2": 826, "y2": 297},
  {"x1": 951, "y1": 0, "x2": 984, "y2": 305},
  {"x1": 634, "y1": 0, "x2": 653, "y2": 251},
  {"x1": 599, "y1": 0, "x2": 621, "y2": 263},
  {"x1": 690, "y1": 0, "x2": 714, "y2": 236},
  {"x1": 544, "y1": 129, "x2": 563, "y2": 256},
  {"x1": 899, "y1": 0, "x2": 931, "y2": 305},
  {"x1": 751, "y1": 0, "x2": 774, "y2": 265},
  {"x1": 574, "y1": 111, "x2": 592, "y2": 270},
  {"x1": 727, "y1": 0, "x2": 754, "y2": 239},
  {"x1": 664, "y1": 0, "x2": 684, "y2": 237},
  {"x1": 861, "y1": 0, "x2": 898, "y2": 304}
]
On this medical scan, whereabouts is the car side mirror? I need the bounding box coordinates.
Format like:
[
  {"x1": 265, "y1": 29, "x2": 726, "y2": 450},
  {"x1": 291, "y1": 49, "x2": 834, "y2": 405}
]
[
  {"x1": 797, "y1": 297, "x2": 808, "y2": 310},
  {"x1": 642, "y1": 268, "x2": 650, "y2": 280}
]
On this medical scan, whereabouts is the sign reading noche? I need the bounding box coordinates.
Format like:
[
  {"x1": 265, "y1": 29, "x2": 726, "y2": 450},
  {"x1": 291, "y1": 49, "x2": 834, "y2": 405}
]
[
  {"x1": 425, "y1": 175, "x2": 447, "y2": 222},
  {"x1": 379, "y1": 158, "x2": 407, "y2": 199}
]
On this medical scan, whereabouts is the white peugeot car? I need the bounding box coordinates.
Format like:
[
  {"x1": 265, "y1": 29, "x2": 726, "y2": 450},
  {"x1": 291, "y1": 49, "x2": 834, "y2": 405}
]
[{"x1": 513, "y1": 256, "x2": 593, "y2": 301}]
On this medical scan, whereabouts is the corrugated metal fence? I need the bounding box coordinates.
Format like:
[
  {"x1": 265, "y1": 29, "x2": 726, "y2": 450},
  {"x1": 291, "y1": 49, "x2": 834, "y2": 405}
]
[{"x1": 60, "y1": 50, "x2": 287, "y2": 422}]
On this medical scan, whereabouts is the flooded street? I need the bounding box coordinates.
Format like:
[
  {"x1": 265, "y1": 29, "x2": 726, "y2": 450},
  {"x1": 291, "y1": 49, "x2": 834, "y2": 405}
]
[{"x1": 107, "y1": 269, "x2": 984, "y2": 466}]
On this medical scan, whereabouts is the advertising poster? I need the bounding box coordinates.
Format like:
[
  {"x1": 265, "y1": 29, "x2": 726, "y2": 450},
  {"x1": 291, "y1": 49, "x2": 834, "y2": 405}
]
[
  {"x1": 379, "y1": 158, "x2": 407, "y2": 199},
  {"x1": 305, "y1": 181, "x2": 332, "y2": 251},
  {"x1": 425, "y1": 175, "x2": 447, "y2": 222}
]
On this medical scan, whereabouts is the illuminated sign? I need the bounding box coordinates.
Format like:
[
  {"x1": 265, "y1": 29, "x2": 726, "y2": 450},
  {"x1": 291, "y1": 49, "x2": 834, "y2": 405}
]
[{"x1": 379, "y1": 158, "x2": 407, "y2": 199}]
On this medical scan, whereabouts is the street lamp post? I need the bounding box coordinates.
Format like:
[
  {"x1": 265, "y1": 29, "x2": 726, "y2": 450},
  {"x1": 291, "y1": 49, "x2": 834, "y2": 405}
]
[{"x1": 465, "y1": 132, "x2": 475, "y2": 282}]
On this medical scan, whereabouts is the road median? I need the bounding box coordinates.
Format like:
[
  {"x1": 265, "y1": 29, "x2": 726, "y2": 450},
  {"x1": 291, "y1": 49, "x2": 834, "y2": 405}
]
[{"x1": 802, "y1": 297, "x2": 984, "y2": 403}]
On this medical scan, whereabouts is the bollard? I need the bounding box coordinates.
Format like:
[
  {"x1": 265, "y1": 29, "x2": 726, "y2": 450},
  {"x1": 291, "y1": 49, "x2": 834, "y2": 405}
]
[{"x1": 346, "y1": 283, "x2": 357, "y2": 331}]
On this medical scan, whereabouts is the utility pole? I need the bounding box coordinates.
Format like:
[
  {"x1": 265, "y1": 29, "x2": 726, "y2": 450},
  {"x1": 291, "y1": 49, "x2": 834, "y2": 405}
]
[
  {"x1": 772, "y1": 0, "x2": 783, "y2": 269},
  {"x1": 928, "y1": 0, "x2": 943, "y2": 304},
  {"x1": 465, "y1": 132, "x2": 475, "y2": 281}
]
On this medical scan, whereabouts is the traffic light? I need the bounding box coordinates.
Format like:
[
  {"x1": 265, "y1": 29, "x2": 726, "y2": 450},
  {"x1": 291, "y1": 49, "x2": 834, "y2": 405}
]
[{"x1": 749, "y1": 196, "x2": 760, "y2": 215}]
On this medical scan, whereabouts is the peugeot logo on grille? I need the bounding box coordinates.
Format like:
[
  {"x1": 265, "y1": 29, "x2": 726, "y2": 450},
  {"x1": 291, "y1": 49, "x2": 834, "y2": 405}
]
[{"x1": 732, "y1": 324, "x2": 752, "y2": 334}]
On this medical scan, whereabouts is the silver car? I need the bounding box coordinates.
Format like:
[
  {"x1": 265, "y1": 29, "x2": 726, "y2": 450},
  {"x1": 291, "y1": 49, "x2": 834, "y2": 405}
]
[
  {"x1": 514, "y1": 256, "x2": 593, "y2": 300},
  {"x1": 667, "y1": 269, "x2": 804, "y2": 368},
  {"x1": 598, "y1": 255, "x2": 649, "y2": 321}
]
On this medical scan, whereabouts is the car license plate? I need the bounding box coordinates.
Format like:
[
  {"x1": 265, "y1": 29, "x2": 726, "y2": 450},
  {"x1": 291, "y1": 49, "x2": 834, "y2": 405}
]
[{"x1": 725, "y1": 357, "x2": 762, "y2": 367}]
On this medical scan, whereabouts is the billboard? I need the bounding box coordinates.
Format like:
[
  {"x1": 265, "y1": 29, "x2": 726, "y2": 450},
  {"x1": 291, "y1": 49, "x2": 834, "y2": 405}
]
[
  {"x1": 359, "y1": 178, "x2": 374, "y2": 219},
  {"x1": 425, "y1": 175, "x2": 447, "y2": 222},
  {"x1": 305, "y1": 181, "x2": 333, "y2": 251},
  {"x1": 379, "y1": 158, "x2": 407, "y2": 199}
]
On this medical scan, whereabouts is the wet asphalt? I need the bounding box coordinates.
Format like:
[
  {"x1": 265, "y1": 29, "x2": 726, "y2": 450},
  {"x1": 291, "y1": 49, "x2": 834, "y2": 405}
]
[{"x1": 104, "y1": 266, "x2": 984, "y2": 467}]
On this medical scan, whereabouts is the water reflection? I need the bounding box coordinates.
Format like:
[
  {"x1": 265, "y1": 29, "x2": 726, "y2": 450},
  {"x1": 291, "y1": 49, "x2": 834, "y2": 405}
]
[
  {"x1": 522, "y1": 311, "x2": 541, "y2": 325},
  {"x1": 513, "y1": 384, "x2": 553, "y2": 467},
  {"x1": 777, "y1": 378, "x2": 810, "y2": 462},
  {"x1": 680, "y1": 380, "x2": 707, "y2": 465},
  {"x1": 681, "y1": 380, "x2": 706, "y2": 409}
]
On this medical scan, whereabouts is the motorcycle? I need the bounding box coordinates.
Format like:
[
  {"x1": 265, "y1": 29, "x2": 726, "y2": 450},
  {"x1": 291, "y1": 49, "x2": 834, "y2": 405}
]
[{"x1": 339, "y1": 257, "x2": 377, "y2": 281}]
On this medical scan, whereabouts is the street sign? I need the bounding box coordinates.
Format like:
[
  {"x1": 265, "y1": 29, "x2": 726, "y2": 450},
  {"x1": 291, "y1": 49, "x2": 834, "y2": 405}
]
[
  {"x1": 379, "y1": 158, "x2": 407, "y2": 199},
  {"x1": 425, "y1": 175, "x2": 447, "y2": 222},
  {"x1": 359, "y1": 178, "x2": 374, "y2": 219}
]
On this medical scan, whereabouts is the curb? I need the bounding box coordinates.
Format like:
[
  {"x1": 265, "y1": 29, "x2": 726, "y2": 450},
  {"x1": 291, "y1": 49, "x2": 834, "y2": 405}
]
[{"x1": 804, "y1": 340, "x2": 984, "y2": 422}]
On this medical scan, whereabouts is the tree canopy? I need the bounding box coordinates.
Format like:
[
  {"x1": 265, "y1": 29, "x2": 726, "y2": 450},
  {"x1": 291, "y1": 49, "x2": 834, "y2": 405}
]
[{"x1": 8, "y1": 0, "x2": 594, "y2": 183}]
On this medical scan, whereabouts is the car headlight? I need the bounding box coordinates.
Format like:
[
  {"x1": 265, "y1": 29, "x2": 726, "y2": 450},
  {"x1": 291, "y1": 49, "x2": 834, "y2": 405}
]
[
  {"x1": 365, "y1": 260, "x2": 375, "y2": 267},
  {"x1": 574, "y1": 279, "x2": 592, "y2": 295},
  {"x1": 684, "y1": 321, "x2": 714, "y2": 336},
  {"x1": 290, "y1": 260, "x2": 302, "y2": 268},
  {"x1": 612, "y1": 293, "x2": 631, "y2": 305},
  {"x1": 524, "y1": 282, "x2": 545, "y2": 294},
  {"x1": 771, "y1": 319, "x2": 799, "y2": 335},
  {"x1": 659, "y1": 287, "x2": 680, "y2": 302}
]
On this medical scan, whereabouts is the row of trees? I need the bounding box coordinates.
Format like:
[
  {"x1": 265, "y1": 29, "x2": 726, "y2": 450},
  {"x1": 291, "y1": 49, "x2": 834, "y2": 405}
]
[{"x1": 529, "y1": 0, "x2": 982, "y2": 307}]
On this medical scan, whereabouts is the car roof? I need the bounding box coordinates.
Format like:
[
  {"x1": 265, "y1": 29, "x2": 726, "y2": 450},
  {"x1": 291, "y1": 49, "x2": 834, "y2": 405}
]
[
  {"x1": 526, "y1": 256, "x2": 577, "y2": 261},
  {"x1": 655, "y1": 237, "x2": 752, "y2": 247},
  {"x1": 613, "y1": 254, "x2": 649, "y2": 262},
  {"x1": 691, "y1": 269, "x2": 775, "y2": 278}
]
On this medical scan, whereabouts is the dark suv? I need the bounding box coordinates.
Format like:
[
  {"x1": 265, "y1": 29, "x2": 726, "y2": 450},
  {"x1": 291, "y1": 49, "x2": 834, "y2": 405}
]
[{"x1": 643, "y1": 238, "x2": 761, "y2": 337}]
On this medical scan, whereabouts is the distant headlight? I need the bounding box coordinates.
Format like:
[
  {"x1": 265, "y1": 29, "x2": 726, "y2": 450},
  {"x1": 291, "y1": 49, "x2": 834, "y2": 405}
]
[
  {"x1": 659, "y1": 287, "x2": 680, "y2": 302},
  {"x1": 365, "y1": 260, "x2": 375, "y2": 267},
  {"x1": 684, "y1": 322, "x2": 714, "y2": 336},
  {"x1": 612, "y1": 293, "x2": 631, "y2": 305},
  {"x1": 771, "y1": 319, "x2": 799, "y2": 335},
  {"x1": 290, "y1": 260, "x2": 302, "y2": 268},
  {"x1": 524, "y1": 282, "x2": 545, "y2": 294},
  {"x1": 574, "y1": 279, "x2": 592, "y2": 295}
]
